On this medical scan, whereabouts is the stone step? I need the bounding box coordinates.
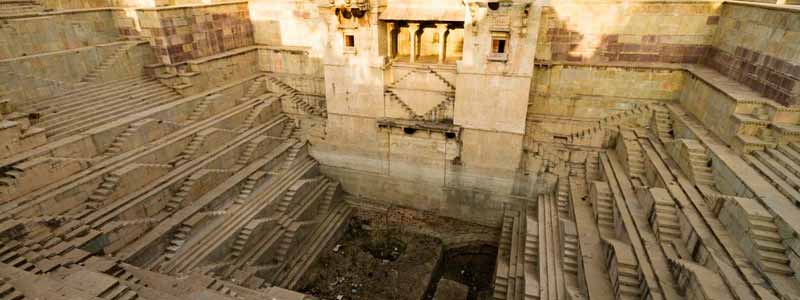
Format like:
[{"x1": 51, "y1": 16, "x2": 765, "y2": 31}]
[
  {"x1": 760, "y1": 250, "x2": 789, "y2": 264},
  {"x1": 117, "y1": 290, "x2": 138, "y2": 300},
  {"x1": 47, "y1": 94, "x2": 183, "y2": 140},
  {"x1": 777, "y1": 144, "x2": 800, "y2": 166},
  {"x1": 40, "y1": 87, "x2": 175, "y2": 127},
  {"x1": 766, "y1": 148, "x2": 800, "y2": 177},
  {"x1": 762, "y1": 260, "x2": 794, "y2": 275},
  {"x1": 36, "y1": 80, "x2": 165, "y2": 117},
  {"x1": 99, "y1": 283, "x2": 127, "y2": 299},
  {"x1": 22, "y1": 78, "x2": 148, "y2": 110},
  {"x1": 750, "y1": 219, "x2": 777, "y2": 231},
  {"x1": 752, "y1": 228, "x2": 782, "y2": 242},
  {"x1": 755, "y1": 239, "x2": 785, "y2": 252}
]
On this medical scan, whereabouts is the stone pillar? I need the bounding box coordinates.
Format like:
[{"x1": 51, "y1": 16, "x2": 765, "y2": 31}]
[
  {"x1": 408, "y1": 22, "x2": 420, "y2": 63},
  {"x1": 436, "y1": 23, "x2": 449, "y2": 64},
  {"x1": 386, "y1": 22, "x2": 396, "y2": 59}
]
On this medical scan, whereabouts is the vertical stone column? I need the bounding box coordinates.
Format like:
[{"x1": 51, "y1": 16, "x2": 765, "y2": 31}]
[
  {"x1": 436, "y1": 23, "x2": 449, "y2": 64},
  {"x1": 386, "y1": 22, "x2": 396, "y2": 59},
  {"x1": 408, "y1": 22, "x2": 420, "y2": 63}
]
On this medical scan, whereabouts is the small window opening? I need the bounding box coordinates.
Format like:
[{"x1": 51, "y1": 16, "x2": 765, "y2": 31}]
[
  {"x1": 489, "y1": 32, "x2": 509, "y2": 61},
  {"x1": 488, "y1": 2, "x2": 500, "y2": 10},
  {"x1": 492, "y1": 39, "x2": 506, "y2": 54},
  {"x1": 344, "y1": 34, "x2": 355, "y2": 48},
  {"x1": 403, "y1": 127, "x2": 416, "y2": 135}
]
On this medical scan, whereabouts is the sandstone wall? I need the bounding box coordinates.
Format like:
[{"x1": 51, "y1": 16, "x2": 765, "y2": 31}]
[
  {"x1": 536, "y1": 2, "x2": 720, "y2": 64},
  {"x1": 137, "y1": 1, "x2": 254, "y2": 64},
  {"x1": 525, "y1": 64, "x2": 684, "y2": 144},
  {"x1": 248, "y1": 0, "x2": 327, "y2": 53},
  {"x1": 258, "y1": 46, "x2": 325, "y2": 97},
  {"x1": 0, "y1": 10, "x2": 121, "y2": 59},
  {"x1": 176, "y1": 47, "x2": 259, "y2": 93},
  {"x1": 530, "y1": 64, "x2": 684, "y2": 117},
  {"x1": 0, "y1": 42, "x2": 155, "y2": 106},
  {"x1": 39, "y1": 0, "x2": 110, "y2": 9},
  {"x1": 705, "y1": 2, "x2": 800, "y2": 106}
]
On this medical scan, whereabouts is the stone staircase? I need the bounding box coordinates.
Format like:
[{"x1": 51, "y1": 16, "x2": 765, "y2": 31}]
[
  {"x1": 240, "y1": 101, "x2": 271, "y2": 131},
  {"x1": 266, "y1": 76, "x2": 325, "y2": 117},
  {"x1": 165, "y1": 224, "x2": 191, "y2": 260},
  {"x1": 492, "y1": 208, "x2": 522, "y2": 300},
  {"x1": 97, "y1": 280, "x2": 139, "y2": 300},
  {"x1": 86, "y1": 174, "x2": 121, "y2": 209},
  {"x1": 279, "y1": 142, "x2": 305, "y2": 172},
  {"x1": 234, "y1": 171, "x2": 266, "y2": 204},
  {"x1": 278, "y1": 121, "x2": 295, "y2": 139},
  {"x1": 104, "y1": 118, "x2": 153, "y2": 155},
  {"x1": 186, "y1": 97, "x2": 211, "y2": 122},
  {"x1": 165, "y1": 176, "x2": 197, "y2": 212},
  {"x1": 523, "y1": 216, "x2": 539, "y2": 300},
  {"x1": 747, "y1": 217, "x2": 793, "y2": 276},
  {"x1": 239, "y1": 77, "x2": 267, "y2": 102},
  {"x1": 274, "y1": 202, "x2": 352, "y2": 289},
  {"x1": 495, "y1": 207, "x2": 528, "y2": 300},
  {"x1": 234, "y1": 138, "x2": 264, "y2": 168},
  {"x1": 159, "y1": 157, "x2": 318, "y2": 274},
  {"x1": 556, "y1": 176, "x2": 570, "y2": 218},
  {"x1": 642, "y1": 188, "x2": 681, "y2": 242},
  {"x1": 0, "y1": 241, "x2": 41, "y2": 274},
  {"x1": 173, "y1": 130, "x2": 209, "y2": 166},
  {"x1": 82, "y1": 44, "x2": 136, "y2": 83},
  {"x1": 0, "y1": 0, "x2": 43, "y2": 17},
  {"x1": 230, "y1": 223, "x2": 256, "y2": 259},
  {"x1": 426, "y1": 67, "x2": 456, "y2": 91},
  {"x1": 0, "y1": 277, "x2": 24, "y2": 300},
  {"x1": 537, "y1": 191, "x2": 571, "y2": 300},
  {"x1": 567, "y1": 103, "x2": 659, "y2": 143},
  {"x1": 384, "y1": 90, "x2": 421, "y2": 120},
  {"x1": 684, "y1": 142, "x2": 714, "y2": 186},
  {"x1": 274, "y1": 224, "x2": 298, "y2": 263},
  {"x1": 110, "y1": 267, "x2": 142, "y2": 285},
  {"x1": 618, "y1": 130, "x2": 645, "y2": 179},
  {"x1": 745, "y1": 147, "x2": 800, "y2": 206},
  {"x1": 667, "y1": 258, "x2": 734, "y2": 299},
  {"x1": 717, "y1": 196, "x2": 794, "y2": 276},
  {"x1": 0, "y1": 166, "x2": 23, "y2": 188},
  {"x1": 590, "y1": 181, "x2": 614, "y2": 235},
  {"x1": 318, "y1": 183, "x2": 337, "y2": 215},
  {"x1": 560, "y1": 220, "x2": 579, "y2": 275},
  {"x1": 421, "y1": 96, "x2": 454, "y2": 122},
  {"x1": 23, "y1": 77, "x2": 182, "y2": 141},
  {"x1": 586, "y1": 153, "x2": 600, "y2": 182},
  {"x1": 650, "y1": 107, "x2": 673, "y2": 143},
  {"x1": 207, "y1": 279, "x2": 240, "y2": 299},
  {"x1": 600, "y1": 238, "x2": 642, "y2": 300},
  {"x1": 276, "y1": 188, "x2": 296, "y2": 213}
]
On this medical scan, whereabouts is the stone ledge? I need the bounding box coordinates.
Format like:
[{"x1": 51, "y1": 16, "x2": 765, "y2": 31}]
[
  {"x1": 685, "y1": 65, "x2": 798, "y2": 111},
  {"x1": 0, "y1": 40, "x2": 147, "y2": 64},
  {"x1": 535, "y1": 60, "x2": 685, "y2": 71},
  {"x1": 724, "y1": 0, "x2": 800, "y2": 13},
  {"x1": 135, "y1": 0, "x2": 248, "y2": 11},
  {"x1": 376, "y1": 117, "x2": 461, "y2": 138},
  {"x1": 536, "y1": 61, "x2": 799, "y2": 112}
]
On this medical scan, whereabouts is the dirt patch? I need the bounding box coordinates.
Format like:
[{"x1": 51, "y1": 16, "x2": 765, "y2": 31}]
[
  {"x1": 298, "y1": 217, "x2": 442, "y2": 300},
  {"x1": 425, "y1": 245, "x2": 497, "y2": 300}
]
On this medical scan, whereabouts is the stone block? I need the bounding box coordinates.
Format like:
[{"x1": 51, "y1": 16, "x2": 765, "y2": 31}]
[{"x1": 433, "y1": 279, "x2": 469, "y2": 300}]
